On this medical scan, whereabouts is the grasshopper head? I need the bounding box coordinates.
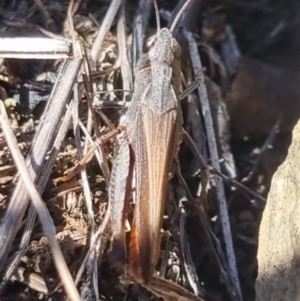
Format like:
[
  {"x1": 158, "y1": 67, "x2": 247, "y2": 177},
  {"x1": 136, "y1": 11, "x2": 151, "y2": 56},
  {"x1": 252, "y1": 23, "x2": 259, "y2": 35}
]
[{"x1": 148, "y1": 28, "x2": 181, "y2": 65}]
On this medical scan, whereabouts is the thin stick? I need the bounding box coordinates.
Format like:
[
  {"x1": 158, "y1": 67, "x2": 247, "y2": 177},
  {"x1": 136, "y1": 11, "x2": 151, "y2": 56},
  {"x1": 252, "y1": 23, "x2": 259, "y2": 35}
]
[{"x1": 0, "y1": 102, "x2": 80, "y2": 301}]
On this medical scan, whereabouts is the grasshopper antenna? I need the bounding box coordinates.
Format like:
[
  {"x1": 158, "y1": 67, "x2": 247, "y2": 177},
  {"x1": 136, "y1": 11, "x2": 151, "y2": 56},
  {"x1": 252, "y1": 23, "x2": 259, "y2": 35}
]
[
  {"x1": 170, "y1": 0, "x2": 194, "y2": 34},
  {"x1": 153, "y1": 0, "x2": 161, "y2": 32}
]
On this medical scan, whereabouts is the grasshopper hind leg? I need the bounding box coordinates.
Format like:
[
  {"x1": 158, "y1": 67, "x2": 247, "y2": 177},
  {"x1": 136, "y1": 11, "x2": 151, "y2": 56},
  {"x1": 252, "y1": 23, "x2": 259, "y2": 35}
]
[{"x1": 109, "y1": 133, "x2": 132, "y2": 262}]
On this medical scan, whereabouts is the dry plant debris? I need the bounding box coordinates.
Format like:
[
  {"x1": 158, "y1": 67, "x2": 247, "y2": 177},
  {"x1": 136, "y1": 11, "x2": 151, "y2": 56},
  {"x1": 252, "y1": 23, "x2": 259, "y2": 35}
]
[{"x1": 0, "y1": 0, "x2": 299, "y2": 300}]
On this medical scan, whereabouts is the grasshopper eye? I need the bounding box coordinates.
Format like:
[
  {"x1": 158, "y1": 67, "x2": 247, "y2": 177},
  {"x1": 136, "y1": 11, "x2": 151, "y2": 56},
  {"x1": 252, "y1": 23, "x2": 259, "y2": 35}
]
[{"x1": 143, "y1": 35, "x2": 156, "y2": 53}]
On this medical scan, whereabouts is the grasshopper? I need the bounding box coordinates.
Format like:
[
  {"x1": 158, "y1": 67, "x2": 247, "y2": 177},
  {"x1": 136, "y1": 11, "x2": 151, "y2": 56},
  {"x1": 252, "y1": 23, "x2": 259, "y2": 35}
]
[{"x1": 110, "y1": 0, "x2": 193, "y2": 283}]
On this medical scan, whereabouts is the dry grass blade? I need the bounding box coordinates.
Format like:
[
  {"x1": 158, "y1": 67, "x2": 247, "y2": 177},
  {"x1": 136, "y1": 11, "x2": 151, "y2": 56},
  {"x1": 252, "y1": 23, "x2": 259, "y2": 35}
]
[
  {"x1": 0, "y1": 101, "x2": 80, "y2": 301},
  {"x1": 75, "y1": 206, "x2": 111, "y2": 285},
  {"x1": 72, "y1": 79, "x2": 101, "y2": 299},
  {"x1": 72, "y1": 83, "x2": 97, "y2": 299},
  {"x1": 0, "y1": 37, "x2": 69, "y2": 59},
  {"x1": 73, "y1": 84, "x2": 95, "y2": 227},
  {"x1": 0, "y1": 58, "x2": 83, "y2": 272},
  {"x1": 82, "y1": 58, "x2": 111, "y2": 184},
  {"x1": 133, "y1": 0, "x2": 153, "y2": 65},
  {"x1": 117, "y1": 2, "x2": 133, "y2": 97},
  {"x1": 91, "y1": 0, "x2": 122, "y2": 64}
]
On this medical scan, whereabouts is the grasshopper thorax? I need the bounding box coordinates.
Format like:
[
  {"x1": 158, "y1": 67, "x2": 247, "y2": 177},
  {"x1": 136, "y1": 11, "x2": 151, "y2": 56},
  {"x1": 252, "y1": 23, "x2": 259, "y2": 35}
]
[{"x1": 148, "y1": 28, "x2": 181, "y2": 65}]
